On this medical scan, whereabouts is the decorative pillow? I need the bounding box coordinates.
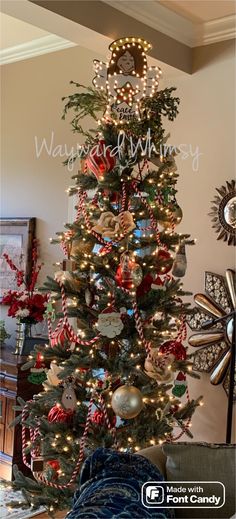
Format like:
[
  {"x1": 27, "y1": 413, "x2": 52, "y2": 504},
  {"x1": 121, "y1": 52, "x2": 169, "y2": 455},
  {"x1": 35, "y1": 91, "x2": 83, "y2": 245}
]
[
  {"x1": 162, "y1": 443, "x2": 236, "y2": 519},
  {"x1": 138, "y1": 446, "x2": 167, "y2": 477}
]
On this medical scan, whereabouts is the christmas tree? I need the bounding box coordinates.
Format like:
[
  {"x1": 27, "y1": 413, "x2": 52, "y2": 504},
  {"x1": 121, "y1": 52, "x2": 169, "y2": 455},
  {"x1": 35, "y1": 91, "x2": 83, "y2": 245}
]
[{"x1": 12, "y1": 37, "x2": 201, "y2": 515}]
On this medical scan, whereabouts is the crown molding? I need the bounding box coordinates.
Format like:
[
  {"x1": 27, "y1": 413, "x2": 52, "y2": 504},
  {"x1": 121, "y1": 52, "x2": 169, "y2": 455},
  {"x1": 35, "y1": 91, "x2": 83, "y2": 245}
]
[
  {"x1": 0, "y1": 34, "x2": 76, "y2": 65},
  {"x1": 102, "y1": 1, "x2": 236, "y2": 47},
  {"x1": 195, "y1": 15, "x2": 236, "y2": 46},
  {"x1": 102, "y1": 0, "x2": 195, "y2": 46}
]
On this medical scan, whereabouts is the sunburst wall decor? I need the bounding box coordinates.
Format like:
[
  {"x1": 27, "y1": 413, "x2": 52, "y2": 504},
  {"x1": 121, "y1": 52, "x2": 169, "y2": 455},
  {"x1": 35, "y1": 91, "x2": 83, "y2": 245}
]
[
  {"x1": 209, "y1": 180, "x2": 236, "y2": 246},
  {"x1": 188, "y1": 270, "x2": 236, "y2": 399}
]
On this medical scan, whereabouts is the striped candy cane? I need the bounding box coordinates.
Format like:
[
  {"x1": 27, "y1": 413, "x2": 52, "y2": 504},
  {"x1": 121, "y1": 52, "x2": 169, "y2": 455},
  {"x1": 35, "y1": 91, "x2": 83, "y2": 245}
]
[{"x1": 132, "y1": 300, "x2": 151, "y2": 354}]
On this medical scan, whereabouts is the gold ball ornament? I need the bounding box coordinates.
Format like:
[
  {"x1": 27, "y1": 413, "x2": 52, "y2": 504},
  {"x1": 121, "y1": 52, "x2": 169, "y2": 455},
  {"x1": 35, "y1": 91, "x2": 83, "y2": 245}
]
[
  {"x1": 161, "y1": 205, "x2": 183, "y2": 229},
  {"x1": 111, "y1": 385, "x2": 143, "y2": 419}
]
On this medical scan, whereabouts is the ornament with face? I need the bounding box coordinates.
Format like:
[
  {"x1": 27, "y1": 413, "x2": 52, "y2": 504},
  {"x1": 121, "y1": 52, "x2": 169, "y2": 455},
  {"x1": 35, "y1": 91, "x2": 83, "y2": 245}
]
[
  {"x1": 61, "y1": 384, "x2": 77, "y2": 410},
  {"x1": 96, "y1": 309, "x2": 124, "y2": 338}
]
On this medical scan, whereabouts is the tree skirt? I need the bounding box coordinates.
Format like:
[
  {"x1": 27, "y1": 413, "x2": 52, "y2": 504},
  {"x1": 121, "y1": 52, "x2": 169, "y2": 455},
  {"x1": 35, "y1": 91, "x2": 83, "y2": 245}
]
[{"x1": 0, "y1": 482, "x2": 45, "y2": 519}]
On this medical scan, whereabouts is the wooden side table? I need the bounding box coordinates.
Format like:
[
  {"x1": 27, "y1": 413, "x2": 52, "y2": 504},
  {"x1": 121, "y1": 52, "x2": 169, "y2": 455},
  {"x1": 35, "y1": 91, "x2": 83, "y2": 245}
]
[{"x1": 0, "y1": 347, "x2": 40, "y2": 480}]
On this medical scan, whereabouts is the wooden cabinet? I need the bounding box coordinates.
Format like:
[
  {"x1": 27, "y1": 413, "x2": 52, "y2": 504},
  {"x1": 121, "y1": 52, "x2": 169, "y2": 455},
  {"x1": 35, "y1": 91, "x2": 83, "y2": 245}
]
[{"x1": 0, "y1": 347, "x2": 41, "y2": 480}]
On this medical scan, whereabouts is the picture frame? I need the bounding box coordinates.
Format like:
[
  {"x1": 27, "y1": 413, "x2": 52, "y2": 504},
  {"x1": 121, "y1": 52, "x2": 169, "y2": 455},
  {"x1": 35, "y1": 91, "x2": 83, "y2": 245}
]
[
  {"x1": 0, "y1": 218, "x2": 36, "y2": 299},
  {"x1": 21, "y1": 336, "x2": 49, "y2": 357}
]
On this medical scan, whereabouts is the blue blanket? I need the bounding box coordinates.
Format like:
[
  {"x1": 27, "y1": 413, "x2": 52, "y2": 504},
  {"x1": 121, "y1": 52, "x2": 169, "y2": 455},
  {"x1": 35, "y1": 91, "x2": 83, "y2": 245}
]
[{"x1": 66, "y1": 448, "x2": 174, "y2": 518}]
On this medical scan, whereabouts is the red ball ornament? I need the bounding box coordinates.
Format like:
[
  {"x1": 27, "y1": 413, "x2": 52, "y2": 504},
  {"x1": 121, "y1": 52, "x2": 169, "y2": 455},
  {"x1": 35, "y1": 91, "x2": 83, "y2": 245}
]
[
  {"x1": 85, "y1": 140, "x2": 116, "y2": 180},
  {"x1": 91, "y1": 410, "x2": 116, "y2": 427},
  {"x1": 47, "y1": 459, "x2": 60, "y2": 471},
  {"x1": 156, "y1": 249, "x2": 173, "y2": 274},
  {"x1": 159, "y1": 340, "x2": 187, "y2": 360},
  {"x1": 47, "y1": 404, "x2": 74, "y2": 423}
]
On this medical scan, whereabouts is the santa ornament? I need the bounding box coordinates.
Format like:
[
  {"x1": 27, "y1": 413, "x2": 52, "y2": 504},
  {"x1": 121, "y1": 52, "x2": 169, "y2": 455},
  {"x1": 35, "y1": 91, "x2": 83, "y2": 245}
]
[
  {"x1": 151, "y1": 276, "x2": 166, "y2": 291},
  {"x1": 93, "y1": 37, "x2": 161, "y2": 121},
  {"x1": 96, "y1": 307, "x2": 124, "y2": 338},
  {"x1": 28, "y1": 352, "x2": 47, "y2": 385},
  {"x1": 159, "y1": 339, "x2": 188, "y2": 397},
  {"x1": 172, "y1": 371, "x2": 187, "y2": 397}
]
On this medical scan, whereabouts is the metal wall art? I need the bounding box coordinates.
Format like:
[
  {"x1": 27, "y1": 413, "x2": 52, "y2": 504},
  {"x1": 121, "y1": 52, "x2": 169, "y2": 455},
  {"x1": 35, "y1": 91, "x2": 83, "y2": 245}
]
[
  {"x1": 188, "y1": 270, "x2": 236, "y2": 399},
  {"x1": 209, "y1": 180, "x2": 236, "y2": 246}
]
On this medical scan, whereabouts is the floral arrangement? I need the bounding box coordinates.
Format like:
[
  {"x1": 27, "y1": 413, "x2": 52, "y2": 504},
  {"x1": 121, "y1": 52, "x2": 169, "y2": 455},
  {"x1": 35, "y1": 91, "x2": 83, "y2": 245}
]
[{"x1": 1, "y1": 240, "x2": 47, "y2": 323}]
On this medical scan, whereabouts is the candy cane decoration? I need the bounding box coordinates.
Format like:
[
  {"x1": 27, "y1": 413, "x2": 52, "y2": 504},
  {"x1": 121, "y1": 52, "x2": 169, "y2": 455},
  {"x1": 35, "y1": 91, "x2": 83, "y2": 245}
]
[
  {"x1": 132, "y1": 300, "x2": 151, "y2": 354},
  {"x1": 22, "y1": 391, "x2": 117, "y2": 489},
  {"x1": 166, "y1": 386, "x2": 191, "y2": 442},
  {"x1": 49, "y1": 282, "x2": 100, "y2": 348},
  {"x1": 36, "y1": 398, "x2": 94, "y2": 489},
  {"x1": 97, "y1": 393, "x2": 118, "y2": 449},
  {"x1": 119, "y1": 183, "x2": 129, "y2": 232},
  {"x1": 22, "y1": 400, "x2": 38, "y2": 469}
]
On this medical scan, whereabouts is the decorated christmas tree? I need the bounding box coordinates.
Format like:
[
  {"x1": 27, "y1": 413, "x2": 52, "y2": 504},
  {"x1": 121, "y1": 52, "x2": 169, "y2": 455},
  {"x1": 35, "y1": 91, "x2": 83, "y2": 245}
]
[{"x1": 12, "y1": 37, "x2": 201, "y2": 515}]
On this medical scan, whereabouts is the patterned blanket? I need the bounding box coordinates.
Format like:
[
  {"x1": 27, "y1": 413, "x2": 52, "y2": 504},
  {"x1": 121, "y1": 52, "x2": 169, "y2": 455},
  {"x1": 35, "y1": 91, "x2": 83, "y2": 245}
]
[{"x1": 66, "y1": 448, "x2": 174, "y2": 518}]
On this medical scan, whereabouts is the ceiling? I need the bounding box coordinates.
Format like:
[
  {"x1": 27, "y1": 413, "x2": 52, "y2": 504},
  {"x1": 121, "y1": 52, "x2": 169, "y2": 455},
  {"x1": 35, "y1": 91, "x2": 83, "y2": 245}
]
[
  {"x1": 159, "y1": 0, "x2": 236, "y2": 23},
  {"x1": 0, "y1": 12, "x2": 50, "y2": 49},
  {"x1": 0, "y1": 0, "x2": 235, "y2": 67}
]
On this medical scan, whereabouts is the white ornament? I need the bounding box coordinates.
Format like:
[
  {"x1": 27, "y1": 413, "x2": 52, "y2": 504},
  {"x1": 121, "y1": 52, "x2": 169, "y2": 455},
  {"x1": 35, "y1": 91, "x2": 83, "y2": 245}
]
[
  {"x1": 61, "y1": 384, "x2": 77, "y2": 410},
  {"x1": 97, "y1": 310, "x2": 124, "y2": 338},
  {"x1": 144, "y1": 348, "x2": 175, "y2": 383},
  {"x1": 43, "y1": 362, "x2": 63, "y2": 388}
]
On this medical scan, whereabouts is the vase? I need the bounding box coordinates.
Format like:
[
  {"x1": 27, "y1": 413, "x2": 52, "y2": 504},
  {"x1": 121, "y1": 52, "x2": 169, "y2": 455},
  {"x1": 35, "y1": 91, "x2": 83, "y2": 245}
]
[
  {"x1": 14, "y1": 321, "x2": 31, "y2": 355},
  {"x1": 14, "y1": 321, "x2": 48, "y2": 355}
]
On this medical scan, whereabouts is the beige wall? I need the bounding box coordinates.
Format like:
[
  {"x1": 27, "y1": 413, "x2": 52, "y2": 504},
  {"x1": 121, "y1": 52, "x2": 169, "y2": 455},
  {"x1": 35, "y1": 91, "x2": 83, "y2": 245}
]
[
  {"x1": 1, "y1": 40, "x2": 235, "y2": 442},
  {"x1": 163, "y1": 39, "x2": 235, "y2": 442},
  {"x1": 1, "y1": 45, "x2": 103, "y2": 334}
]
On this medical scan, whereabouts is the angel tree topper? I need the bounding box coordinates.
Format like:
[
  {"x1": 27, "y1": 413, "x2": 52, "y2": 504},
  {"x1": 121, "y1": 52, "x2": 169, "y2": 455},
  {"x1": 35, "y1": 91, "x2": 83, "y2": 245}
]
[{"x1": 93, "y1": 37, "x2": 161, "y2": 121}]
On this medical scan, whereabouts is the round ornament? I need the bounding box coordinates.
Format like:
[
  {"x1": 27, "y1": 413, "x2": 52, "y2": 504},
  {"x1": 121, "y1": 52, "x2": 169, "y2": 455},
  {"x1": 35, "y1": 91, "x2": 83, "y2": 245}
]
[
  {"x1": 156, "y1": 249, "x2": 173, "y2": 275},
  {"x1": 46, "y1": 460, "x2": 60, "y2": 480},
  {"x1": 47, "y1": 405, "x2": 74, "y2": 423},
  {"x1": 115, "y1": 252, "x2": 142, "y2": 290},
  {"x1": 91, "y1": 409, "x2": 116, "y2": 427},
  {"x1": 111, "y1": 384, "x2": 143, "y2": 419},
  {"x1": 85, "y1": 140, "x2": 116, "y2": 180}
]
